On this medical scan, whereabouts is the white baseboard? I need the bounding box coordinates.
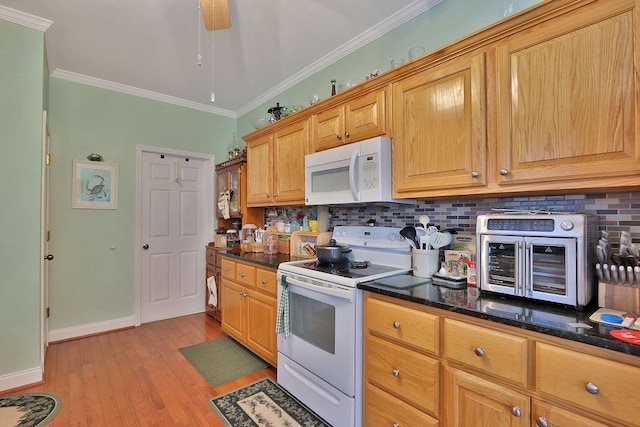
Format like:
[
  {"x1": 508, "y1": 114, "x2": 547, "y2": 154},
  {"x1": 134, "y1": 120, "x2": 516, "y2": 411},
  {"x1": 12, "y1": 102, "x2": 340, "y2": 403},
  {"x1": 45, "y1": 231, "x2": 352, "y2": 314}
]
[
  {"x1": 48, "y1": 315, "x2": 136, "y2": 343},
  {"x1": 0, "y1": 367, "x2": 42, "y2": 392}
]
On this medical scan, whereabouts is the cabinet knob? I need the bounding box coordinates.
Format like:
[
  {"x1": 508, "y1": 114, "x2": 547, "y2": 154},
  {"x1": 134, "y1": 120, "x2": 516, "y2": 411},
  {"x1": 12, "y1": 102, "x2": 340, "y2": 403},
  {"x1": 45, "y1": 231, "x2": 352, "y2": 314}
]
[
  {"x1": 535, "y1": 417, "x2": 548, "y2": 427},
  {"x1": 511, "y1": 406, "x2": 521, "y2": 417},
  {"x1": 392, "y1": 369, "x2": 400, "y2": 377},
  {"x1": 273, "y1": 193, "x2": 278, "y2": 198},
  {"x1": 393, "y1": 321, "x2": 401, "y2": 329},
  {"x1": 266, "y1": 193, "x2": 270, "y2": 198},
  {"x1": 499, "y1": 168, "x2": 509, "y2": 176},
  {"x1": 261, "y1": 279, "x2": 268, "y2": 285},
  {"x1": 585, "y1": 382, "x2": 599, "y2": 394},
  {"x1": 471, "y1": 171, "x2": 479, "y2": 178},
  {"x1": 392, "y1": 424, "x2": 400, "y2": 427},
  {"x1": 345, "y1": 131, "x2": 350, "y2": 139},
  {"x1": 474, "y1": 347, "x2": 485, "y2": 357},
  {"x1": 336, "y1": 134, "x2": 343, "y2": 140}
]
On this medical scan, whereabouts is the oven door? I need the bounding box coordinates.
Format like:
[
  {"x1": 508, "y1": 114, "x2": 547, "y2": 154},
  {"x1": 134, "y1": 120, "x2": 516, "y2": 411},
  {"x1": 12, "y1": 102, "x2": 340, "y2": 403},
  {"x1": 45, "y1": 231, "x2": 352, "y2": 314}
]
[
  {"x1": 524, "y1": 236, "x2": 577, "y2": 305},
  {"x1": 277, "y1": 274, "x2": 358, "y2": 397},
  {"x1": 479, "y1": 234, "x2": 524, "y2": 296}
]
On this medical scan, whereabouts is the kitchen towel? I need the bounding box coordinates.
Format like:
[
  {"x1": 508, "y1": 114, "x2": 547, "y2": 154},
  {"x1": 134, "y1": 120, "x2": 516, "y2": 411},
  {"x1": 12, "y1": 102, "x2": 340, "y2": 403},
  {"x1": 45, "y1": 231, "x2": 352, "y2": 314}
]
[
  {"x1": 275, "y1": 281, "x2": 290, "y2": 338},
  {"x1": 217, "y1": 190, "x2": 231, "y2": 219},
  {"x1": 207, "y1": 275, "x2": 217, "y2": 307}
]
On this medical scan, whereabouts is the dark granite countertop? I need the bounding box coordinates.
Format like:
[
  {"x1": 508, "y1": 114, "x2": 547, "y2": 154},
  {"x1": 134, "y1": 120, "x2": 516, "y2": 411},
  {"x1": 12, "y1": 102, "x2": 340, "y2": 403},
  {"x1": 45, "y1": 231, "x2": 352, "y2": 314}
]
[
  {"x1": 359, "y1": 279, "x2": 640, "y2": 357},
  {"x1": 219, "y1": 247, "x2": 306, "y2": 270}
]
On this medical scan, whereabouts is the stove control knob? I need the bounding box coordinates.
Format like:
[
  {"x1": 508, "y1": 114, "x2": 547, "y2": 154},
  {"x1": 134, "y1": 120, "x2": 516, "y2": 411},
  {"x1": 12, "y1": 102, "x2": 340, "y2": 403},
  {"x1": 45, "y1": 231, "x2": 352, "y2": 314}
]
[{"x1": 560, "y1": 220, "x2": 574, "y2": 231}]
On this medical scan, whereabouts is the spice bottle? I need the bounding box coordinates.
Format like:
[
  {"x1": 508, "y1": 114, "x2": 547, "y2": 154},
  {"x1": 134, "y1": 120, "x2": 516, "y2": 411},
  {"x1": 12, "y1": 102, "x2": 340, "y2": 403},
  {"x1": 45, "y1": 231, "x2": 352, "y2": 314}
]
[{"x1": 331, "y1": 80, "x2": 337, "y2": 96}]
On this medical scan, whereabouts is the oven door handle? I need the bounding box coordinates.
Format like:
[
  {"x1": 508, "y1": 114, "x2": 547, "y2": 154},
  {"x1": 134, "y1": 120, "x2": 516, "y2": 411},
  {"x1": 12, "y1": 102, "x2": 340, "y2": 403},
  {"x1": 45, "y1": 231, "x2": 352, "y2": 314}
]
[{"x1": 283, "y1": 276, "x2": 354, "y2": 302}]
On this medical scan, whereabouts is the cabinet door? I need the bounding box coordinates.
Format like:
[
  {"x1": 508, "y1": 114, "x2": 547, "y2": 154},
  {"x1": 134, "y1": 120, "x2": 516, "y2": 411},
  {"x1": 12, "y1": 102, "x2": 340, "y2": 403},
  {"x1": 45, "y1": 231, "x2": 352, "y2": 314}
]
[
  {"x1": 205, "y1": 264, "x2": 218, "y2": 320},
  {"x1": 393, "y1": 52, "x2": 487, "y2": 196},
  {"x1": 227, "y1": 165, "x2": 241, "y2": 216},
  {"x1": 532, "y1": 400, "x2": 610, "y2": 427},
  {"x1": 246, "y1": 134, "x2": 274, "y2": 205},
  {"x1": 272, "y1": 119, "x2": 309, "y2": 204},
  {"x1": 216, "y1": 169, "x2": 228, "y2": 219},
  {"x1": 245, "y1": 289, "x2": 277, "y2": 366},
  {"x1": 221, "y1": 279, "x2": 245, "y2": 341},
  {"x1": 344, "y1": 89, "x2": 386, "y2": 143},
  {"x1": 443, "y1": 366, "x2": 529, "y2": 427},
  {"x1": 312, "y1": 106, "x2": 345, "y2": 151},
  {"x1": 495, "y1": 0, "x2": 640, "y2": 186}
]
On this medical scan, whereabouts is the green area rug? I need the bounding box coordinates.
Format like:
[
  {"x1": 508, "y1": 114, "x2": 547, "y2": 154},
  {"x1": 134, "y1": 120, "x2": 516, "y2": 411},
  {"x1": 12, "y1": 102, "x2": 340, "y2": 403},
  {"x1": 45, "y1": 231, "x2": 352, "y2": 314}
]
[
  {"x1": 179, "y1": 336, "x2": 268, "y2": 387},
  {"x1": 209, "y1": 377, "x2": 330, "y2": 427},
  {"x1": 0, "y1": 392, "x2": 61, "y2": 426}
]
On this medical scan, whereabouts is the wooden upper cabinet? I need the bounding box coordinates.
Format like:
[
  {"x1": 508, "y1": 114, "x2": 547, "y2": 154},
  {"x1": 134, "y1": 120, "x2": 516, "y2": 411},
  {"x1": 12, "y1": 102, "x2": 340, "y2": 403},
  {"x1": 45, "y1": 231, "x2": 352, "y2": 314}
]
[
  {"x1": 272, "y1": 119, "x2": 308, "y2": 204},
  {"x1": 246, "y1": 119, "x2": 309, "y2": 206},
  {"x1": 312, "y1": 89, "x2": 387, "y2": 152},
  {"x1": 246, "y1": 133, "x2": 274, "y2": 206},
  {"x1": 392, "y1": 52, "x2": 487, "y2": 196},
  {"x1": 495, "y1": 0, "x2": 640, "y2": 187}
]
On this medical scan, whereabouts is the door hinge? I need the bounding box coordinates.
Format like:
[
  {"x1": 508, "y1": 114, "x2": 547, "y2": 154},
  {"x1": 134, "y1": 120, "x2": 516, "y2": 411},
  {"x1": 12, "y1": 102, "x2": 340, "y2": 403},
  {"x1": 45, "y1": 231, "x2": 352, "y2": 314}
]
[
  {"x1": 46, "y1": 307, "x2": 50, "y2": 318},
  {"x1": 46, "y1": 153, "x2": 51, "y2": 165}
]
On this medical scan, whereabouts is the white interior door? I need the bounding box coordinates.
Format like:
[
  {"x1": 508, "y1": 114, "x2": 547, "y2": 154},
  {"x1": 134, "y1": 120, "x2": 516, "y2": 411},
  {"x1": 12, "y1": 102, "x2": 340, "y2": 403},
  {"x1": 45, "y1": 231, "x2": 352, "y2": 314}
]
[
  {"x1": 40, "y1": 110, "x2": 51, "y2": 371},
  {"x1": 140, "y1": 151, "x2": 208, "y2": 323}
]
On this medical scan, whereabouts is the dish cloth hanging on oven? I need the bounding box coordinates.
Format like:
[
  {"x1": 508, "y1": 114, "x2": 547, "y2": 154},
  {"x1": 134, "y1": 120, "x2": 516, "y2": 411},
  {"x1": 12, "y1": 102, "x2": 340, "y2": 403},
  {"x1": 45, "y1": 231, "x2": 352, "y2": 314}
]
[{"x1": 275, "y1": 280, "x2": 290, "y2": 338}]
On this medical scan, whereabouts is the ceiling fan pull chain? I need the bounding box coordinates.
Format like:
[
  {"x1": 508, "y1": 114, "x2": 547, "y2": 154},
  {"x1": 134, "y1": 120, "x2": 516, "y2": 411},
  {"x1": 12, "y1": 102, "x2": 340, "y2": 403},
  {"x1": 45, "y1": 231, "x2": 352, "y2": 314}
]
[
  {"x1": 210, "y1": 0, "x2": 215, "y2": 103},
  {"x1": 197, "y1": 0, "x2": 202, "y2": 66}
]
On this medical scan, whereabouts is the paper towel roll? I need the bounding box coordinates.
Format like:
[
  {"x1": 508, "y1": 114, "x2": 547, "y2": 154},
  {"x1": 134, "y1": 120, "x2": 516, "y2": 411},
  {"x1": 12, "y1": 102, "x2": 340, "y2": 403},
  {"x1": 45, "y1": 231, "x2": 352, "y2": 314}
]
[
  {"x1": 316, "y1": 206, "x2": 330, "y2": 232},
  {"x1": 207, "y1": 276, "x2": 217, "y2": 307}
]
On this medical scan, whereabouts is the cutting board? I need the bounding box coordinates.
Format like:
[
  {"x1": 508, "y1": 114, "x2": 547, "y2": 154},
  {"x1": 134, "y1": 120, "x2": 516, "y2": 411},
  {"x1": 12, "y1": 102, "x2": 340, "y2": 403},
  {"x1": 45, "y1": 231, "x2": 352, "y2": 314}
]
[
  {"x1": 376, "y1": 275, "x2": 431, "y2": 289},
  {"x1": 589, "y1": 307, "x2": 640, "y2": 331}
]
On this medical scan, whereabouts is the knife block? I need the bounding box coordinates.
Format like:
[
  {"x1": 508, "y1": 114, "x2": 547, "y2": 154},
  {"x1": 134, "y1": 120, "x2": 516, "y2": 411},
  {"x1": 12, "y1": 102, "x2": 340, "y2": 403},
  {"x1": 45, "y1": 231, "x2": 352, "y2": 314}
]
[{"x1": 598, "y1": 281, "x2": 640, "y2": 314}]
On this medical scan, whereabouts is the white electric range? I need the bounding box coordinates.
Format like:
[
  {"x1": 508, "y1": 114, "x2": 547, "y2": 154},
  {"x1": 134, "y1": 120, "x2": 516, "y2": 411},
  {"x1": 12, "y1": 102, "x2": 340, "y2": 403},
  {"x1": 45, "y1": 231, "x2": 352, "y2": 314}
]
[{"x1": 276, "y1": 225, "x2": 412, "y2": 427}]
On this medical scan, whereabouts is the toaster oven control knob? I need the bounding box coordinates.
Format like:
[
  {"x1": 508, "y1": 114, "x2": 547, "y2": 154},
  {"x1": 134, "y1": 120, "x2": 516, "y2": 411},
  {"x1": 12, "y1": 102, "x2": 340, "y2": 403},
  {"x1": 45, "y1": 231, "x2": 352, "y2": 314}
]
[{"x1": 560, "y1": 220, "x2": 574, "y2": 231}]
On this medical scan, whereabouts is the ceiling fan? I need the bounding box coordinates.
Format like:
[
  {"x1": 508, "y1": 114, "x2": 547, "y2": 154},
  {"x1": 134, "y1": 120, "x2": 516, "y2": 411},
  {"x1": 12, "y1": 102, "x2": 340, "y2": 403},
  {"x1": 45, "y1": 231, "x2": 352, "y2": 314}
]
[{"x1": 200, "y1": 0, "x2": 231, "y2": 31}]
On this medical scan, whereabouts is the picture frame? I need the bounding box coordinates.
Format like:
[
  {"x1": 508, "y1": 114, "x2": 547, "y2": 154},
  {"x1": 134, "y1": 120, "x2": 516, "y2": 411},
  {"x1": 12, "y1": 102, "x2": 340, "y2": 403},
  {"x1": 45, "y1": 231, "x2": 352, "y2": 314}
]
[{"x1": 72, "y1": 159, "x2": 118, "y2": 209}]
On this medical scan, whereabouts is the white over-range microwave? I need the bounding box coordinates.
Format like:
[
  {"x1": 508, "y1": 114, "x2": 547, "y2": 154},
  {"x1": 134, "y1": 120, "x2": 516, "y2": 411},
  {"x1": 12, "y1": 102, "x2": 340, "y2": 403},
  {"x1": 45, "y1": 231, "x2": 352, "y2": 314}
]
[{"x1": 304, "y1": 136, "x2": 414, "y2": 205}]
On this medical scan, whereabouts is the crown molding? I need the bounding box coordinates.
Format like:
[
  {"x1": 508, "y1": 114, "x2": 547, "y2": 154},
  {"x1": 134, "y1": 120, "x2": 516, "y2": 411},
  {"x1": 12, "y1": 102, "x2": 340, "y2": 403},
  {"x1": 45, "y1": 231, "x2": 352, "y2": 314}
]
[
  {"x1": 236, "y1": 0, "x2": 444, "y2": 116},
  {"x1": 0, "y1": 5, "x2": 52, "y2": 31},
  {"x1": 51, "y1": 69, "x2": 237, "y2": 118}
]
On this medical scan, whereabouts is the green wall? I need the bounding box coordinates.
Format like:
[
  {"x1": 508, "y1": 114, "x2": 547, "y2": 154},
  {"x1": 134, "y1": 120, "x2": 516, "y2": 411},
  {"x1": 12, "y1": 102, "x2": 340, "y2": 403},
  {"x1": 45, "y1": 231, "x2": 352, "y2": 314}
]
[
  {"x1": 238, "y1": 0, "x2": 542, "y2": 135},
  {"x1": 47, "y1": 79, "x2": 235, "y2": 330},
  {"x1": 0, "y1": 20, "x2": 45, "y2": 375}
]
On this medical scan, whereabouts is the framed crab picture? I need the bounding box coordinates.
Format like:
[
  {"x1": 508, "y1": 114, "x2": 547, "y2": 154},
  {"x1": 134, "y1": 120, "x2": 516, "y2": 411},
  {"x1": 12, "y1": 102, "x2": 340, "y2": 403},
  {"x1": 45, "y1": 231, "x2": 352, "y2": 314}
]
[{"x1": 72, "y1": 159, "x2": 118, "y2": 209}]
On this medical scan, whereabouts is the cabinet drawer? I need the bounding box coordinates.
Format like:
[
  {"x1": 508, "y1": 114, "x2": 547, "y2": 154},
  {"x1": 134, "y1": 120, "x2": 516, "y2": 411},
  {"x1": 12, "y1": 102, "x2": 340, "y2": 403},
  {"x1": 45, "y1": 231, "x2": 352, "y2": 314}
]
[
  {"x1": 365, "y1": 383, "x2": 438, "y2": 427},
  {"x1": 236, "y1": 262, "x2": 256, "y2": 287},
  {"x1": 535, "y1": 342, "x2": 640, "y2": 426},
  {"x1": 532, "y1": 400, "x2": 610, "y2": 427},
  {"x1": 255, "y1": 268, "x2": 277, "y2": 296},
  {"x1": 367, "y1": 297, "x2": 439, "y2": 354},
  {"x1": 221, "y1": 258, "x2": 236, "y2": 279},
  {"x1": 444, "y1": 318, "x2": 528, "y2": 386},
  {"x1": 206, "y1": 247, "x2": 217, "y2": 266},
  {"x1": 366, "y1": 334, "x2": 439, "y2": 416}
]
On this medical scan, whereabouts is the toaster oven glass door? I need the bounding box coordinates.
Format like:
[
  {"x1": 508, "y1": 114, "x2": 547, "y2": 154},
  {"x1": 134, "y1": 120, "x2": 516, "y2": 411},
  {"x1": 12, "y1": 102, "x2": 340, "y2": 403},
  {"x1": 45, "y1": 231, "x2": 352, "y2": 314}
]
[
  {"x1": 480, "y1": 235, "x2": 523, "y2": 296},
  {"x1": 525, "y1": 237, "x2": 577, "y2": 304}
]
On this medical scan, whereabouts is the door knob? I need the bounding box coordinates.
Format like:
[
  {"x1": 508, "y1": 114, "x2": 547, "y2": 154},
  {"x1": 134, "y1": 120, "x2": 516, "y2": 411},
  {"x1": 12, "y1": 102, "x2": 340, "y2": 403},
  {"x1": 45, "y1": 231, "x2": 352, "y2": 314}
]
[
  {"x1": 142, "y1": 244, "x2": 149, "y2": 250},
  {"x1": 44, "y1": 254, "x2": 54, "y2": 260}
]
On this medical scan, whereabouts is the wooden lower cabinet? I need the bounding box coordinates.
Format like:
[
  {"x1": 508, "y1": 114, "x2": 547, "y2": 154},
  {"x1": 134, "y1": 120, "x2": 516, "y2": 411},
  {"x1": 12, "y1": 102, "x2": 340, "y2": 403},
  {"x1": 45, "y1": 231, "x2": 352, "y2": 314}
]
[
  {"x1": 220, "y1": 257, "x2": 277, "y2": 367},
  {"x1": 443, "y1": 366, "x2": 529, "y2": 427},
  {"x1": 364, "y1": 291, "x2": 640, "y2": 427},
  {"x1": 205, "y1": 246, "x2": 223, "y2": 322}
]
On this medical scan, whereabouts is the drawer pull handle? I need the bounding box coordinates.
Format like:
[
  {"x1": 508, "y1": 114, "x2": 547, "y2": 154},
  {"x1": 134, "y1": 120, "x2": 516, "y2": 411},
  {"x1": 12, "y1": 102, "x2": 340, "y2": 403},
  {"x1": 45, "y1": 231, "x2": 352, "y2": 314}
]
[
  {"x1": 474, "y1": 347, "x2": 485, "y2": 357},
  {"x1": 585, "y1": 382, "x2": 599, "y2": 394},
  {"x1": 337, "y1": 134, "x2": 343, "y2": 140},
  {"x1": 500, "y1": 168, "x2": 509, "y2": 176},
  {"x1": 240, "y1": 272, "x2": 246, "y2": 278},
  {"x1": 261, "y1": 279, "x2": 267, "y2": 285},
  {"x1": 535, "y1": 417, "x2": 548, "y2": 427},
  {"x1": 393, "y1": 321, "x2": 401, "y2": 329},
  {"x1": 511, "y1": 406, "x2": 521, "y2": 417},
  {"x1": 471, "y1": 171, "x2": 479, "y2": 178},
  {"x1": 392, "y1": 369, "x2": 400, "y2": 377},
  {"x1": 392, "y1": 424, "x2": 400, "y2": 427}
]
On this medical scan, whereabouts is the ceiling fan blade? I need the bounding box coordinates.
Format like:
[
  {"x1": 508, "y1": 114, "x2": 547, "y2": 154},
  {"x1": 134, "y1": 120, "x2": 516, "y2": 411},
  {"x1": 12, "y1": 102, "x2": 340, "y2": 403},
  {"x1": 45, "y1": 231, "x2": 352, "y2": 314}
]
[{"x1": 200, "y1": 0, "x2": 232, "y2": 31}]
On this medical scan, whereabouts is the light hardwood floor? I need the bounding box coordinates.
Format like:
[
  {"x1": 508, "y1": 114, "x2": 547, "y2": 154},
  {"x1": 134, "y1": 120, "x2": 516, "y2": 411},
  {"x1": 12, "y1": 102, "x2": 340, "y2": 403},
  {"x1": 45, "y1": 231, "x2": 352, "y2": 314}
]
[{"x1": 4, "y1": 313, "x2": 276, "y2": 426}]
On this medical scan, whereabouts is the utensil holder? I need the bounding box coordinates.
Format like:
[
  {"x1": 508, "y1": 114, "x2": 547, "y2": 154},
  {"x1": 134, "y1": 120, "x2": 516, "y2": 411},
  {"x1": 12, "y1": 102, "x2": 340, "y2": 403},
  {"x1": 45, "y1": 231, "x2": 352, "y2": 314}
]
[{"x1": 412, "y1": 249, "x2": 440, "y2": 278}]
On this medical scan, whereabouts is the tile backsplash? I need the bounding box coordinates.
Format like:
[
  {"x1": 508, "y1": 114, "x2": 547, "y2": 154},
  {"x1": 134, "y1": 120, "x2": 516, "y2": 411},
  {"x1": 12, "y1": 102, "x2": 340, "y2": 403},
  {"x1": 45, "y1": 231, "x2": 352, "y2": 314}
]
[
  {"x1": 274, "y1": 191, "x2": 640, "y2": 247},
  {"x1": 279, "y1": 191, "x2": 640, "y2": 250}
]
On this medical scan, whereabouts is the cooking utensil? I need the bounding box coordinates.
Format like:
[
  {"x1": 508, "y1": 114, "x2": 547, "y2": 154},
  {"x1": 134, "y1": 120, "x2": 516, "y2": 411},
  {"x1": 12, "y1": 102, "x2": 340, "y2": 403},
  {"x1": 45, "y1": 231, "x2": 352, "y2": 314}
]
[
  {"x1": 618, "y1": 265, "x2": 626, "y2": 284},
  {"x1": 430, "y1": 231, "x2": 453, "y2": 249},
  {"x1": 596, "y1": 245, "x2": 607, "y2": 265},
  {"x1": 627, "y1": 266, "x2": 633, "y2": 285},
  {"x1": 635, "y1": 266, "x2": 640, "y2": 286},
  {"x1": 419, "y1": 215, "x2": 430, "y2": 231},
  {"x1": 595, "y1": 263, "x2": 604, "y2": 282},
  {"x1": 611, "y1": 264, "x2": 619, "y2": 284},
  {"x1": 316, "y1": 239, "x2": 351, "y2": 264},
  {"x1": 603, "y1": 263, "x2": 611, "y2": 282},
  {"x1": 400, "y1": 226, "x2": 418, "y2": 248}
]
